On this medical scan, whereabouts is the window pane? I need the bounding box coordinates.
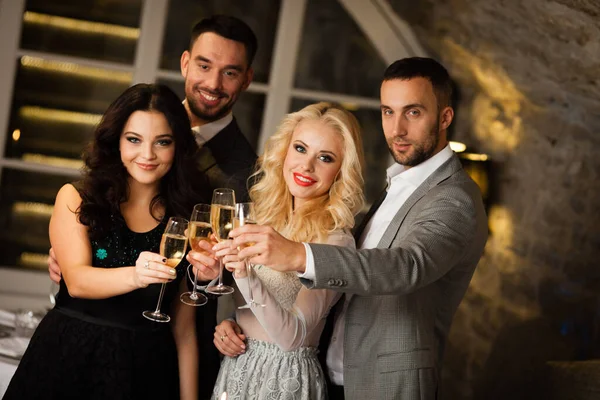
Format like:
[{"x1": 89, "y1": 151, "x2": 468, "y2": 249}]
[
  {"x1": 157, "y1": 78, "x2": 263, "y2": 151},
  {"x1": 20, "y1": 0, "x2": 142, "y2": 64},
  {"x1": 0, "y1": 169, "x2": 74, "y2": 269},
  {"x1": 355, "y1": 107, "x2": 389, "y2": 205},
  {"x1": 289, "y1": 98, "x2": 388, "y2": 207},
  {"x1": 294, "y1": 0, "x2": 387, "y2": 98},
  {"x1": 160, "y1": 0, "x2": 281, "y2": 83},
  {"x1": 5, "y1": 57, "x2": 131, "y2": 163}
]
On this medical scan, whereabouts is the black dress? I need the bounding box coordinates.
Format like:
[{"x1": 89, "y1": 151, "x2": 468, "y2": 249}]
[{"x1": 4, "y1": 216, "x2": 185, "y2": 400}]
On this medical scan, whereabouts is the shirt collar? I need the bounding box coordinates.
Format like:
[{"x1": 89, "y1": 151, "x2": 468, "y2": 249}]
[
  {"x1": 386, "y1": 144, "x2": 454, "y2": 188},
  {"x1": 184, "y1": 100, "x2": 233, "y2": 145}
]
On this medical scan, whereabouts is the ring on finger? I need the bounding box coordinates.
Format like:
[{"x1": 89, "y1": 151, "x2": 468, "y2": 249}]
[
  {"x1": 144, "y1": 260, "x2": 150, "y2": 269},
  {"x1": 220, "y1": 335, "x2": 225, "y2": 342}
]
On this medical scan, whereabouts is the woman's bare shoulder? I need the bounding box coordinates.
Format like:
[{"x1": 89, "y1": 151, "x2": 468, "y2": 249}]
[{"x1": 53, "y1": 183, "x2": 83, "y2": 213}]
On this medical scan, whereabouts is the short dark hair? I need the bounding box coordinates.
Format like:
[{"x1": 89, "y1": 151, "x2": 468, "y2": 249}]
[
  {"x1": 78, "y1": 84, "x2": 210, "y2": 238},
  {"x1": 383, "y1": 57, "x2": 453, "y2": 109},
  {"x1": 190, "y1": 15, "x2": 258, "y2": 67}
]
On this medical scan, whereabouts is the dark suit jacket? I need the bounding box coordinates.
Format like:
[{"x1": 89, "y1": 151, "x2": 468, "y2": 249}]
[
  {"x1": 194, "y1": 117, "x2": 257, "y2": 400},
  {"x1": 196, "y1": 117, "x2": 256, "y2": 202}
]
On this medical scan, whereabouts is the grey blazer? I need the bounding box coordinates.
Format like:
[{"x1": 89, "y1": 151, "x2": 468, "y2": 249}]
[{"x1": 306, "y1": 154, "x2": 488, "y2": 400}]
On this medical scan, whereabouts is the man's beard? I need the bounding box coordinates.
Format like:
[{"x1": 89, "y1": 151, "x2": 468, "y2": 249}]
[
  {"x1": 186, "y1": 86, "x2": 234, "y2": 123},
  {"x1": 387, "y1": 118, "x2": 440, "y2": 167}
]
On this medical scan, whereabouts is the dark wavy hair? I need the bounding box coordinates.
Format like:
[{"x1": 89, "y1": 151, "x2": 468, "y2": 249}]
[{"x1": 77, "y1": 83, "x2": 210, "y2": 238}]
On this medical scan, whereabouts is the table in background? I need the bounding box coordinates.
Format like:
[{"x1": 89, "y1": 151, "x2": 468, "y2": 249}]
[{"x1": 0, "y1": 354, "x2": 18, "y2": 397}]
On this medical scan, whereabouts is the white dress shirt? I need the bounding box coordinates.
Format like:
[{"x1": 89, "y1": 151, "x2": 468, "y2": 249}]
[
  {"x1": 184, "y1": 99, "x2": 233, "y2": 146},
  {"x1": 301, "y1": 144, "x2": 454, "y2": 385}
]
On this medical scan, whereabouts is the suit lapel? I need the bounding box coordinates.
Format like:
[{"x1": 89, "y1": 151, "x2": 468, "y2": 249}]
[
  {"x1": 377, "y1": 154, "x2": 463, "y2": 249},
  {"x1": 195, "y1": 118, "x2": 241, "y2": 173},
  {"x1": 196, "y1": 145, "x2": 215, "y2": 173}
]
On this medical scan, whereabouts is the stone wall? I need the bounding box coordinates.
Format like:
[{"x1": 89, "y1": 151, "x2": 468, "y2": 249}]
[{"x1": 388, "y1": 0, "x2": 600, "y2": 398}]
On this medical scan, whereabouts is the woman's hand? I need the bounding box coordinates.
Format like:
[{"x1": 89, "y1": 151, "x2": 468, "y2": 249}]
[
  {"x1": 214, "y1": 240, "x2": 246, "y2": 278},
  {"x1": 186, "y1": 239, "x2": 219, "y2": 281},
  {"x1": 133, "y1": 251, "x2": 176, "y2": 288},
  {"x1": 214, "y1": 319, "x2": 246, "y2": 357}
]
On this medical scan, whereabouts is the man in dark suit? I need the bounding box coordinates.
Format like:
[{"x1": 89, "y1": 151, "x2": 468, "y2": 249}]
[
  {"x1": 228, "y1": 58, "x2": 488, "y2": 400},
  {"x1": 180, "y1": 15, "x2": 258, "y2": 399},
  {"x1": 49, "y1": 15, "x2": 258, "y2": 400},
  {"x1": 180, "y1": 16, "x2": 257, "y2": 201}
]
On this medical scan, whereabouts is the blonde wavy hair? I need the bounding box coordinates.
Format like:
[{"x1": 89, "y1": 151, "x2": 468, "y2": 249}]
[{"x1": 250, "y1": 102, "x2": 365, "y2": 243}]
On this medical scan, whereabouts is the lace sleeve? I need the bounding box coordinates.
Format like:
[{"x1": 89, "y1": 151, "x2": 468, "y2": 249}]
[{"x1": 234, "y1": 231, "x2": 355, "y2": 351}]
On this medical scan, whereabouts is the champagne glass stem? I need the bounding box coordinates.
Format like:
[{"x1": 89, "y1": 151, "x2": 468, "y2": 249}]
[
  {"x1": 190, "y1": 269, "x2": 199, "y2": 300},
  {"x1": 206, "y1": 254, "x2": 234, "y2": 295},
  {"x1": 246, "y1": 260, "x2": 255, "y2": 305},
  {"x1": 154, "y1": 283, "x2": 167, "y2": 313},
  {"x1": 217, "y1": 257, "x2": 225, "y2": 287}
]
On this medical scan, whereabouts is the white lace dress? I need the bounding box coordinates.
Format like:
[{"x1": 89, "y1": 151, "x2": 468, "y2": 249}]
[{"x1": 212, "y1": 231, "x2": 355, "y2": 400}]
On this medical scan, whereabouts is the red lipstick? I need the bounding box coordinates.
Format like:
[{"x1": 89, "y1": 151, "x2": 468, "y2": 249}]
[{"x1": 293, "y1": 172, "x2": 316, "y2": 187}]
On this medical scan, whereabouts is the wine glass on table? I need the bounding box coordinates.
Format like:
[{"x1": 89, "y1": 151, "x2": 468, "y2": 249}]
[
  {"x1": 180, "y1": 204, "x2": 212, "y2": 306},
  {"x1": 206, "y1": 188, "x2": 236, "y2": 295},
  {"x1": 143, "y1": 217, "x2": 188, "y2": 322},
  {"x1": 235, "y1": 202, "x2": 265, "y2": 309}
]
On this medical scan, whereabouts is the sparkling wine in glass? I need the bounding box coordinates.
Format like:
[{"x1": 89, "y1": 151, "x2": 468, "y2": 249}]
[
  {"x1": 143, "y1": 217, "x2": 188, "y2": 322},
  {"x1": 180, "y1": 204, "x2": 211, "y2": 306},
  {"x1": 206, "y1": 188, "x2": 236, "y2": 295},
  {"x1": 235, "y1": 202, "x2": 264, "y2": 309}
]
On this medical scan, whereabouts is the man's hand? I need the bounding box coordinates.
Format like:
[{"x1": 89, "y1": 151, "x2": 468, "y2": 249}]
[
  {"x1": 228, "y1": 225, "x2": 306, "y2": 273},
  {"x1": 214, "y1": 319, "x2": 246, "y2": 357},
  {"x1": 48, "y1": 248, "x2": 62, "y2": 284},
  {"x1": 185, "y1": 239, "x2": 219, "y2": 281}
]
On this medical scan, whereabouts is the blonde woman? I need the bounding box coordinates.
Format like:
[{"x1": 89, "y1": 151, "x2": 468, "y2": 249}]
[{"x1": 211, "y1": 102, "x2": 364, "y2": 399}]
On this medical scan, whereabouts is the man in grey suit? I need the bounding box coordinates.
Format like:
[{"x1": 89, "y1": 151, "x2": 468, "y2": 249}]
[{"x1": 229, "y1": 57, "x2": 488, "y2": 400}]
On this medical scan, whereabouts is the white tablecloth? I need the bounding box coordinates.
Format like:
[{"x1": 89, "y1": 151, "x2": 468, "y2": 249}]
[
  {"x1": 0, "y1": 310, "x2": 27, "y2": 397},
  {"x1": 0, "y1": 355, "x2": 18, "y2": 397}
]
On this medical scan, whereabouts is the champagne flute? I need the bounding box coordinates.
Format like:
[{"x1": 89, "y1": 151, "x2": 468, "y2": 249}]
[
  {"x1": 143, "y1": 217, "x2": 188, "y2": 322},
  {"x1": 180, "y1": 204, "x2": 211, "y2": 306},
  {"x1": 235, "y1": 202, "x2": 264, "y2": 309},
  {"x1": 206, "y1": 188, "x2": 236, "y2": 295}
]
